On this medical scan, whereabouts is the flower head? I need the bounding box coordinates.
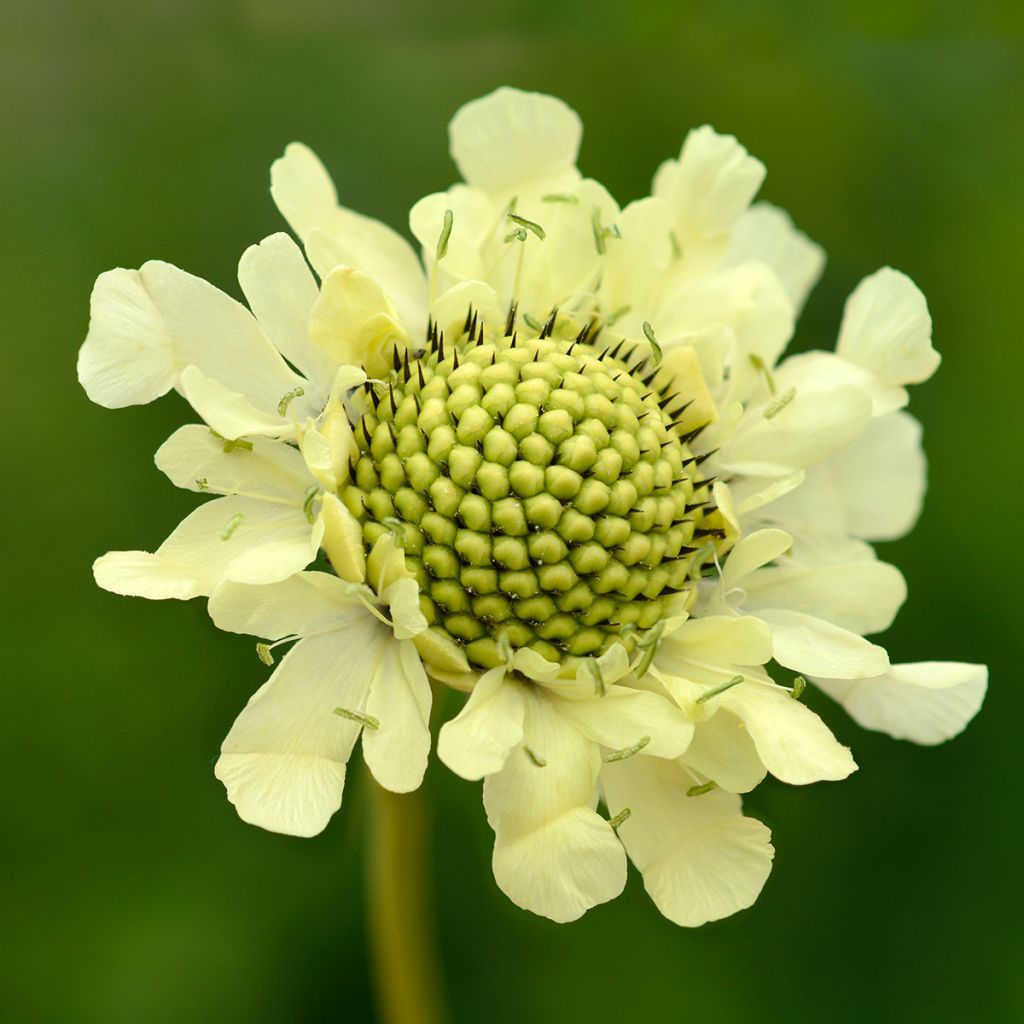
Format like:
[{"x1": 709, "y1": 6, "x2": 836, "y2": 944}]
[{"x1": 79, "y1": 86, "x2": 986, "y2": 928}]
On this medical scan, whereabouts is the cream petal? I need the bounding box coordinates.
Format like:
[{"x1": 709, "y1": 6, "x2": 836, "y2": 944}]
[
  {"x1": 309, "y1": 266, "x2": 411, "y2": 379},
  {"x1": 178, "y1": 364, "x2": 309, "y2": 441},
  {"x1": 837, "y1": 267, "x2": 940, "y2": 386},
  {"x1": 215, "y1": 628, "x2": 385, "y2": 837},
  {"x1": 79, "y1": 261, "x2": 304, "y2": 412},
  {"x1": 829, "y1": 411, "x2": 927, "y2": 541},
  {"x1": 208, "y1": 571, "x2": 363, "y2": 641},
  {"x1": 600, "y1": 196, "x2": 674, "y2": 323},
  {"x1": 742, "y1": 559, "x2": 907, "y2": 636},
  {"x1": 361, "y1": 639, "x2": 432, "y2": 793},
  {"x1": 271, "y1": 143, "x2": 427, "y2": 335},
  {"x1": 558, "y1": 687, "x2": 694, "y2": 760},
  {"x1": 319, "y1": 493, "x2": 366, "y2": 584},
  {"x1": 659, "y1": 263, "x2": 794, "y2": 378},
  {"x1": 94, "y1": 496, "x2": 319, "y2": 600},
  {"x1": 483, "y1": 690, "x2": 625, "y2": 922},
  {"x1": 448, "y1": 87, "x2": 582, "y2": 194},
  {"x1": 77, "y1": 269, "x2": 178, "y2": 407},
  {"x1": 601, "y1": 756, "x2": 773, "y2": 927},
  {"x1": 155, "y1": 425, "x2": 312, "y2": 503},
  {"x1": 774, "y1": 349, "x2": 907, "y2": 417},
  {"x1": 409, "y1": 186, "x2": 495, "y2": 284},
  {"x1": 238, "y1": 232, "x2": 336, "y2": 390},
  {"x1": 720, "y1": 529, "x2": 793, "y2": 590},
  {"x1": 756, "y1": 608, "x2": 890, "y2": 679},
  {"x1": 717, "y1": 678, "x2": 857, "y2": 784},
  {"x1": 755, "y1": 412, "x2": 926, "y2": 542},
  {"x1": 718, "y1": 385, "x2": 873, "y2": 477},
  {"x1": 814, "y1": 662, "x2": 987, "y2": 746},
  {"x1": 430, "y1": 281, "x2": 505, "y2": 339},
  {"x1": 657, "y1": 615, "x2": 774, "y2": 681},
  {"x1": 653, "y1": 125, "x2": 765, "y2": 243},
  {"x1": 381, "y1": 577, "x2": 428, "y2": 640},
  {"x1": 725, "y1": 203, "x2": 825, "y2": 315},
  {"x1": 680, "y1": 709, "x2": 767, "y2": 793},
  {"x1": 438, "y1": 668, "x2": 527, "y2": 780}
]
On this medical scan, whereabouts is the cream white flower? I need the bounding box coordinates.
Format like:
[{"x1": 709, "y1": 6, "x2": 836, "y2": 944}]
[{"x1": 80, "y1": 85, "x2": 985, "y2": 930}]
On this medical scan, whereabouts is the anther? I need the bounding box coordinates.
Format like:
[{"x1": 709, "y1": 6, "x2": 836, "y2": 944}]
[
  {"x1": 686, "y1": 781, "x2": 717, "y2": 797},
  {"x1": 220, "y1": 513, "x2": 244, "y2": 541},
  {"x1": 334, "y1": 707, "x2": 381, "y2": 730},
  {"x1": 696, "y1": 675, "x2": 744, "y2": 704}
]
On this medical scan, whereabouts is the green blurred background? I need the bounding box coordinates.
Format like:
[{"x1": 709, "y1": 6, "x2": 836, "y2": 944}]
[{"x1": 4, "y1": 1, "x2": 1021, "y2": 1021}]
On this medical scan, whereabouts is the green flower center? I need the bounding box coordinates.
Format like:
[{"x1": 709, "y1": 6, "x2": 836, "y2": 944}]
[{"x1": 340, "y1": 316, "x2": 720, "y2": 670}]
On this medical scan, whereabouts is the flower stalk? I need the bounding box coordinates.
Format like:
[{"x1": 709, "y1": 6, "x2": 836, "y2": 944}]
[{"x1": 367, "y1": 780, "x2": 447, "y2": 1024}]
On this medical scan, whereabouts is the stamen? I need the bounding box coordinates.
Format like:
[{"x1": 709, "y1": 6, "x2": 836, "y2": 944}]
[
  {"x1": 525, "y1": 747, "x2": 547, "y2": 767},
  {"x1": 504, "y1": 226, "x2": 528, "y2": 243},
  {"x1": 669, "y1": 230, "x2": 682, "y2": 261},
  {"x1": 603, "y1": 736, "x2": 651, "y2": 763},
  {"x1": 642, "y1": 322, "x2": 662, "y2": 367},
  {"x1": 606, "y1": 305, "x2": 631, "y2": 326},
  {"x1": 277, "y1": 386, "x2": 305, "y2": 416},
  {"x1": 764, "y1": 386, "x2": 796, "y2": 420},
  {"x1": 589, "y1": 659, "x2": 607, "y2": 696},
  {"x1": 255, "y1": 642, "x2": 274, "y2": 666},
  {"x1": 210, "y1": 429, "x2": 253, "y2": 453},
  {"x1": 686, "y1": 781, "x2": 718, "y2": 797},
  {"x1": 508, "y1": 212, "x2": 546, "y2": 240},
  {"x1": 607, "y1": 807, "x2": 632, "y2": 829},
  {"x1": 220, "y1": 513, "x2": 244, "y2": 540},
  {"x1": 791, "y1": 676, "x2": 807, "y2": 701},
  {"x1": 436, "y1": 208, "x2": 454, "y2": 260},
  {"x1": 303, "y1": 484, "x2": 320, "y2": 524},
  {"x1": 541, "y1": 192, "x2": 579, "y2": 204},
  {"x1": 696, "y1": 676, "x2": 744, "y2": 704},
  {"x1": 749, "y1": 353, "x2": 777, "y2": 396},
  {"x1": 334, "y1": 707, "x2": 380, "y2": 730},
  {"x1": 195, "y1": 477, "x2": 209, "y2": 490}
]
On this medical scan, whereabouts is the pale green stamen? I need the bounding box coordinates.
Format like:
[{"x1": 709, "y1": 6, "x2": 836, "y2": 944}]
[
  {"x1": 696, "y1": 676, "x2": 744, "y2": 704},
  {"x1": 603, "y1": 735, "x2": 651, "y2": 763},
  {"x1": 334, "y1": 707, "x2": 380, "y2": 730}
]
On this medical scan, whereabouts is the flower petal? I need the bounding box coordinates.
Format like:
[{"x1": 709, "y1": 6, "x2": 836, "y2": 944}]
[
  {"x1": 681, "y1": 709, "x2": 767, "y2": 793},
  {"x1": 814, "y1": 662, "x2": 987, "y2": 746},
  {"x1": 178, "y1": 365, "x2": 302, "y2": 441},
  {"x1": 742, "y1": 558, "x2": 907, "y2": 637},
  {"x1": 155, "y1": 425, "x2": 312, "y2": 503},
  {"x1": 717, "y1": 385, "x2": 873, "y2": 477},
  {"x1": 78, "y1": 261, "x2": 304, "y2": 411},
  {"x1": 725, "y1": 203, "x2": 825, "y2": 315},
  {"x1": 271, "y1": 142, "x2": 427, "y2": 334},
  {"x1": 837, "y1": 267, "x2": 940, "y2": 386},
  {"x1": 653, "y1": 125, "x2": 765, "y2": 244},
  {"x1": 209, "y1": 571, "x2": 361, "y2": 640},
  {"x1": 448, "y1": 87, "x2": 582, "y2": 193},
  {"x1": 756, "y1": 607, "x2": 890, "y2": 679},
  {"x1": 309, "y1": 266, "x2": 410, "y2": 379},
  {"x1": 94, "y1": 496, "x2": 320, "y2": 600},
  {"x1": 361, "y1": 639, "x2": 433, "y2": 793},
  {"x1": 438, "y1": 668, "x2": 527, "y2": 781},
  {"x1": 215, "y1": 628, "x2": 384, "y2": 837},
  {"x1": 717, "y1": 678, "x2": 857, "y2": 784},
  {"x1": 557, "y1": 687, "x2": 695, "y2": 760},
  {"x1": 483, "y1": 690, "x2": 625, "y2": 922},
  {"x1": 601, "y1": 756, "x2": 773, "y2": 927},
  {"x1": 237, "y1": 232, "x2": 335, "y2": 390}
]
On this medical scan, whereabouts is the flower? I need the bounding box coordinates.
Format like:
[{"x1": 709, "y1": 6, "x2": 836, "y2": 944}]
[{"x1": 79, "y1": 86, "x2": 986, "y2": 928}]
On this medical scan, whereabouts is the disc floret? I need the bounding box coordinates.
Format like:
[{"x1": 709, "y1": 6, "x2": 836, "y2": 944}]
[{"x1": 340, "y1": 314, "x2": 722, "y2": 670}]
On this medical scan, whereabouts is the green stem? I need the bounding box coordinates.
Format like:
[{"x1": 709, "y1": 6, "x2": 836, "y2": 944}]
[{"x1": 366, "y1": 780, "x2": 447, "y2": 1024}]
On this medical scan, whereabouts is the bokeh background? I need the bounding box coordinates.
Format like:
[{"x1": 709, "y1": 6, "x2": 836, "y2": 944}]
[{"x1": 4, "y1": 1, "x2": 1022, "y2": 1021}]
